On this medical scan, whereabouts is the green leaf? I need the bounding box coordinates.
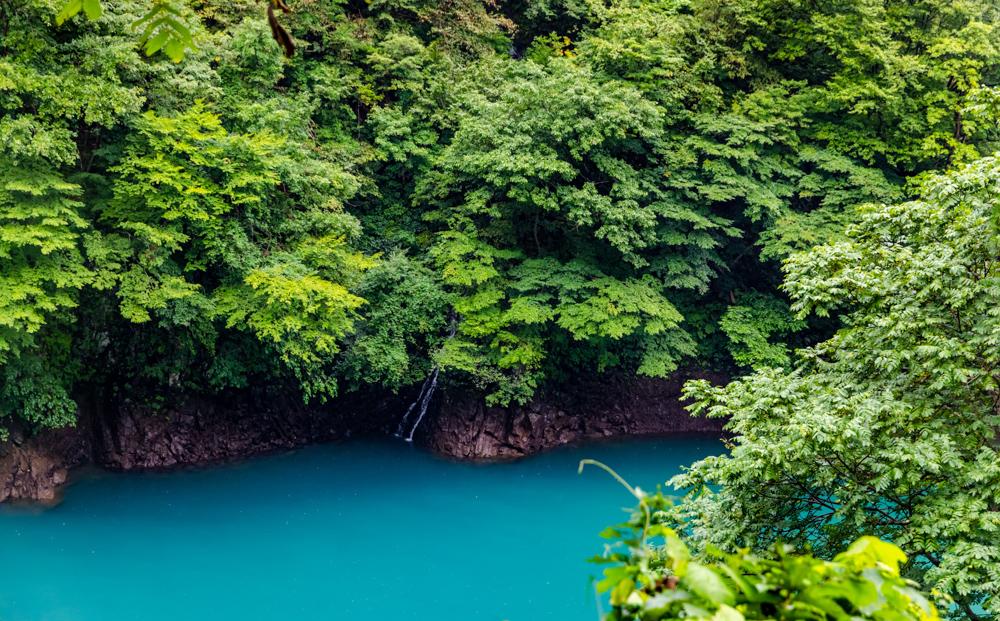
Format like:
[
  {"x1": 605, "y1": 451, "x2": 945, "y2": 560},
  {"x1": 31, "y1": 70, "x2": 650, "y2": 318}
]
[
  {"x1": 81, "y1": 0, "x2": 101, "y2": 21},
  {"x1": 684, "y1": 562, "x2": 734, "y2": 605},
  {"x1": 143, "y1": 30, "x2": 170, "y2": 56},
  {"x1": 712, "y1": 603, "x2": 745, "y2": 621},
  {"x1": 54, "y1": 0, "x2": 82, "y2": 25},
  {"x1": 836, "y1": 537, "x2": 908, "y2": 575}
]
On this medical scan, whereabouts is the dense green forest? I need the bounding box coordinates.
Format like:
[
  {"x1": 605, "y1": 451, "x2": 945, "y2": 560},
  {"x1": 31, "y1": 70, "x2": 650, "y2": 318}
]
[
  {"x1": 6, "y1": 0, "x2": 997, "y2": 421},
  {"x1": 3, "y1": 0, "x2": 1000, "y2": 617}
]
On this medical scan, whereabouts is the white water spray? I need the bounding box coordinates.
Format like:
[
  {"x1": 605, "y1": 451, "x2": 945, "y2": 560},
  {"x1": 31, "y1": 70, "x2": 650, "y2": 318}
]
[
  {"x1": 404, "y1": 367, "x2": 439, "y2": 442},
  {"x1": 396, "y1": 320, "x2": 456, "y2": 442},
  {"x1": 394, "y1": 372, "x2": 432, "y2": 438}
]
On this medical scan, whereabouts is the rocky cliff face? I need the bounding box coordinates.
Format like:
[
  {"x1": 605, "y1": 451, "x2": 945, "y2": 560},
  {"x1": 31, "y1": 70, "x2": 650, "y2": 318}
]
[
  {"x1": 0, "y1": 372, "x2": 725, "y2": 502},
  {"x1": 0, "y1": 388, "x2": 405, "y2": 503},
  {"x1": 90, "y1": 391, "x2": 403, "y2": 471},
  {"x1": 0, "y1": 425, "x2": 90, "y2": 503},
  {"x1": 420, "y1": 373, "x2": 725, "y2": 460}
]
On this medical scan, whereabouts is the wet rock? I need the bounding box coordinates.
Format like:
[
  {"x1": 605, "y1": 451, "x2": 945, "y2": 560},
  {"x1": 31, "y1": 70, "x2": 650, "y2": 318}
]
[
  {"x1": 420, "y1": 372, "x2": 726, "y2": 460},
  {"x1": 0, "y1": 424, "x2": 90, "y2": 503},
  {"x1": 91, "y1": 390, "x2": 404, "y2": 471},
  {"x1": 0, "y1": 372, "x2": 726, "y2": 502}
]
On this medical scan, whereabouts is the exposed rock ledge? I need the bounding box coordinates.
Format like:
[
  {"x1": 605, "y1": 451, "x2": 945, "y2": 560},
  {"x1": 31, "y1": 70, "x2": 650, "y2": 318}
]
[
  {"x1": 0, "y1": 372, "x2": 724, "y2": 503},
  {"x1": 0, "y1": 425, "x2": 91, "y2": 503},
  {"x1": 420, "y1": 372, "x2": 725, "y2": 460}
]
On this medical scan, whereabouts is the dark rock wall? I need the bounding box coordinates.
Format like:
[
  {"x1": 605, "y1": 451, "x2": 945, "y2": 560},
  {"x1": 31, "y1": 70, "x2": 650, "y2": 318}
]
[
  {"x1": 0, "y1": 424, "x2": 91, "y2": 503},
  {"x1": 0, "y1": 388, "x2": 406, "y2": 502},
  {"x1": 91, "y1": 391, "x2": 403, "y2": 471},
  {"x1": 0, "y1": 372, "x2": 726, "y2": 502},
  {"x1": 421, "y1": 372, "x2": 726, "y2": 460}
]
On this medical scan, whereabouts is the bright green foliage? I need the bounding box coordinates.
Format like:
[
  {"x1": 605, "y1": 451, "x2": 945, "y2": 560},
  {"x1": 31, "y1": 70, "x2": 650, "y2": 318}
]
[
  {"x1": 719, "y1": 292, "x2": 805, "y2": 369},
  {"x1": 56, "y1": 0, "x2": 196, "y2": 62},
  {"x1": 0, "y1": 0, "x2": 149, "y2": 429},
  {"x1": 419, "y1": 58, "x2": 732, "y2": 402},
  {"x1": 214, "y1": 253, "x2": 370, "y2": 400},
  {"x1": 0, "y1": 162, "x2": 90, "y2": 360},
  {"x1": 3, "y1": 0, "x2": 1000, "y2": 428},
  {"x1": 106, "y1": 104, "x2": 281, "y2": 279},
  {"x1": 602, "y1": 505, "x2": 940, "y2": 621},
  {"x1": 585, "y1": 463, "x2": 941, "y2": 621},
  {"x1": 56, "y1": 0, "x2": 103, "y2": 22},
  {"x1": 0, "y1": 162, "x2": 85, "y2": 432},
  {"x1": 674, "y1": 156, "x2": 1000, "y2": 618},
  {"x1": 0, "y1": 0, "x2": 379, "y2": 426},
  {"x1": 100, "y1": 103, "x2": 373, "y2": 400}
]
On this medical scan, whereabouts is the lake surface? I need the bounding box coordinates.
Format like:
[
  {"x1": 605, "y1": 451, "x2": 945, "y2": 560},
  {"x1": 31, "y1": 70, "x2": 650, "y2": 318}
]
[{"x1": 0, "y1": 436, "x2": 720, "y2": 621}]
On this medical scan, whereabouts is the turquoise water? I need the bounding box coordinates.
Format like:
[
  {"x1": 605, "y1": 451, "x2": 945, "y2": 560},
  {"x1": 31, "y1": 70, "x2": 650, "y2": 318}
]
[{"x1": 0, "y1": 436, "x2": 720, "y2": 621}]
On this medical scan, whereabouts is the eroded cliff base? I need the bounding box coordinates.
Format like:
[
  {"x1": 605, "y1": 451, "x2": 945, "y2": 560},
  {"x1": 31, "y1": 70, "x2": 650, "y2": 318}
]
[
  {"x1": 0, "y1": 372, "x2": 725, "y2": 502},
  {"x1": 421, "y1": 372, "x2": 725, "y2": 460}
]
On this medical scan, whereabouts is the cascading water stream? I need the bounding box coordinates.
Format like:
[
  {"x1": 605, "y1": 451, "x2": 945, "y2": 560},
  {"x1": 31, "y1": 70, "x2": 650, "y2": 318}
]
[
  {"x1": 395, "y1": 320, "x2": 456, "y2": 442},
  {"x1": 394, "y1": 373, "x2": 433, "y2": 438},
  {"x1": 404, "y1": 367, "x2": 439, "y2": 442}
]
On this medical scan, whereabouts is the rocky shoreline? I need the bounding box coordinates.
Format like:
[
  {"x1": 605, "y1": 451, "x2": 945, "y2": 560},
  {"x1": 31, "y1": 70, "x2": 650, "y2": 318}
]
[
  {"x1": 420, "y1": 373, "x2": 725, "y2": 459},
  {"x1": 0, "y1": 372, "x2": 725, "y2": 503}
]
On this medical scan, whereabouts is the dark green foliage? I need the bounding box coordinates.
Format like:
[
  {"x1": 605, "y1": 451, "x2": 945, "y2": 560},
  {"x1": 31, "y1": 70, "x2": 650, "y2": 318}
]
[
  {"x1": 338, "y1": 252, "x2": 450, "y2": 390},
  {"x1": 3, "y1": 0, "x2": 998, "y2": 426},
  {"x1": 417, "y1": 57, "x2": 727, "y2": 402},
  {"x1": 675, "y1": 157, "x2": 1000, "y2": 618}
]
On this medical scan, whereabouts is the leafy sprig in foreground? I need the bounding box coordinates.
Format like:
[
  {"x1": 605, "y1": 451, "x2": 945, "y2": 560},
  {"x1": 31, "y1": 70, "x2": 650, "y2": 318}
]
[{"x1": 584, "y1": 461, "x2": 941, "y2": 621}]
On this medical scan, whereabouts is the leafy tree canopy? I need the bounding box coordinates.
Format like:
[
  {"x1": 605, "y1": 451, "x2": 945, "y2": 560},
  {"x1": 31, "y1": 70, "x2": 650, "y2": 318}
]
[
  {"x1": 0, "y1": 0, "x2": 997, "y2": 429},
  {"x1": 675, "y1": 156, "x2": 1000, "y2": 619}
]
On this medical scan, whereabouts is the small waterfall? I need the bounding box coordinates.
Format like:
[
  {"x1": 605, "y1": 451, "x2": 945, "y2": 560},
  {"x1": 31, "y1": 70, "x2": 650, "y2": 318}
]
[
  {"x1": 404, "y1": 367, "x2": 439, "y2": 443},
  {"x1": 394, "y1": 372, "x2": 433, "y2": 438},
  {"x1": 396, "y1": 319, "x2": 456, "y2": 442}
]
